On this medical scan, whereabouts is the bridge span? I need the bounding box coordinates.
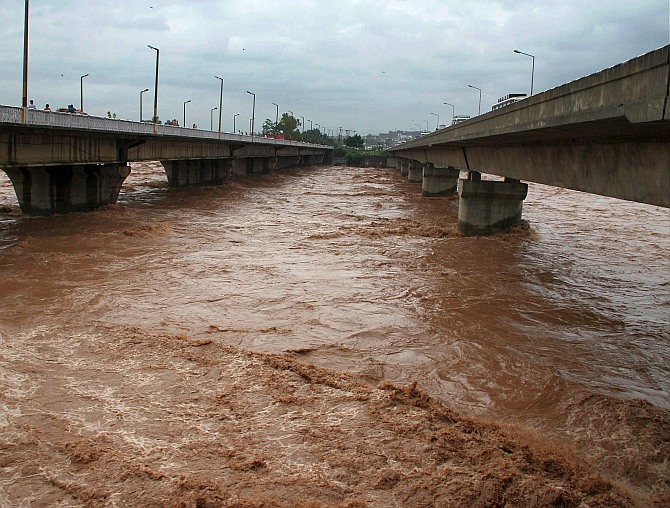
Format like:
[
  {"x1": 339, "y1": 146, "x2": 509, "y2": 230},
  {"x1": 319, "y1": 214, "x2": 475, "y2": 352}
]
[
  {"x1": 389, "y1": 45, "x2": 669, "y2": 235},
  {"x1": 0, "y1": 107, "x2": 333, "y2": 215}
]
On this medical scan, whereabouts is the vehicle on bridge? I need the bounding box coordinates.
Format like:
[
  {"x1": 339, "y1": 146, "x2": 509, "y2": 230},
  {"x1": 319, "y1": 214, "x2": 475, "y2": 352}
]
[
  {"x1": 491, "y1": 93, "x2": 527, "y2": 111},
  {"x1": 452, "y1": 115, "x2": 470, "y2": 125}
]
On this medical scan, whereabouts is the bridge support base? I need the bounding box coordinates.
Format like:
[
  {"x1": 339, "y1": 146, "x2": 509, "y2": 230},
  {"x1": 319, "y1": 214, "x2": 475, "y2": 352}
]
[
  {"x1": 457, "y1": 175, "x2": 528, "y2": 236},
  {"x1": 422, "y1": 165, "x2": 459, "y2": 196},
  {"x1": 2, "y1": 163, "x2": 130, "y2": 215},
  {"x1": 408, "y1": 161, "x2": 423, "y2": 183},
  {"x1": 400, "y1": 160, "x2": 409, "y2": 176},
  {"x1": 274, "y1": 156, "x2": 300, "y2": 170},
  {"x1": 161, "y1": 159, "x2": 231, "y2": 186},
  {"x1": 300, "y1": 154, "x2": 325, "y2": 167},
  {"x1": 395, "y1": 159, "x2": 402, "y2": 172}
]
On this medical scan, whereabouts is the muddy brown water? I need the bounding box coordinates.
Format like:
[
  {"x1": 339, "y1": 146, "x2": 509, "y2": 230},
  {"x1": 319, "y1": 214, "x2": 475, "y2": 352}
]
[{"x1": 0, "y1": 162, "x2": 668, "y2": 504}]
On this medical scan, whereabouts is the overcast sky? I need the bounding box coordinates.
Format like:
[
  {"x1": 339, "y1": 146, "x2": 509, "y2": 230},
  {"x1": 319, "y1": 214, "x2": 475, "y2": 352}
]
[{"x1": 1, "y1": 0, "x2": 668, "y2": 135}]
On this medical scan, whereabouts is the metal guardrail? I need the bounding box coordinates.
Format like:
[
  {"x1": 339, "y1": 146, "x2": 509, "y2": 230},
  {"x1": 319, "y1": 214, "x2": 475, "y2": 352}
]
[{"x1": 0, "y1": 105, "x2": 327, "y2": 149}]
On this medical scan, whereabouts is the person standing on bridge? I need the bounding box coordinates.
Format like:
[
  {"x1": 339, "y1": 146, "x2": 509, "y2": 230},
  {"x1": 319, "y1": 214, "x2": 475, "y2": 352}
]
[
  {"x1": 44, "y1": 104, "x2": 51, "y2": 111},
  {"x1": 28, "y1": 100, "x2": 36, "y2": 109}
]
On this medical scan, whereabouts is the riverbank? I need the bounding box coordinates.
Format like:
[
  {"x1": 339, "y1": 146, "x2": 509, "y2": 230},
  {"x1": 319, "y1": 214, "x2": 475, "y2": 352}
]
[{"x1": 1, "y1": 326, "x2": 668, "y2": 507}]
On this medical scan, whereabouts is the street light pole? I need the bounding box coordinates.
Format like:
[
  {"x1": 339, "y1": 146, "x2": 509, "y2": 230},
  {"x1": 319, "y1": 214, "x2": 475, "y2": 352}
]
[
  {"x1": 140, "y1": 88, "x2": 149, "y2": 121},
  {"x1": 21, "y1": 0, "x2": 29, "y2": 124},
  {"x1": 148, "y1": 45, "x2": 160, "y2": 133},
  {"x1": 468, "y1": 84, "x2": 482, "y2": 115},
  {"x1": 233, "y1": 113, "x2": 239, "y2": 133},
  {"x1": 514, "y1": 49, "x2": 535, "y2": 95},
  {"x1": 443, "y1": 102, "x2": 455, "y2": 124},
  {"x1": 215, "y1": 75, "x2": 224, "y2": 137},
  {"x1": 183, "y1": 99, "x2": 191, "y2": 127},
  {"x1": 80, "y1": 73, "x2": 89, "y2": 112},
  {"x1": 430, "y1": 112, "x2": 439, "y2": 131},
  {"x1": 423, "y1": 120, "x2": 428, "y2": 131},
  {"x1": 246, "y1": 90, "x2": 255, "y2": 141},
  {"x1": 272, "y1": 102, "x2": 279, "y2": 133},
  {"x1": 210, "y1": 107, "x2": 217, "y2": 131}
]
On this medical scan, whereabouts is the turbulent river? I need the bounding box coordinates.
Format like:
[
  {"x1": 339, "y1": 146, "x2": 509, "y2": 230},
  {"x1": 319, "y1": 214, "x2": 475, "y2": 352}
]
[{"x1": 0, "y1": 162, "x2": 668, "y2": 501}]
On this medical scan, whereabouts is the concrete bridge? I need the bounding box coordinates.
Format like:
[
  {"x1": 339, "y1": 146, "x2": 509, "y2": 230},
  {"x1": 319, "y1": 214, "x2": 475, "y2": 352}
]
[
  {"x1": 0, "y1": 107, "x2": 333, "y2": 215},
  {"x1": 389, "y1": 45, "x2": 669, "y2": 235}
]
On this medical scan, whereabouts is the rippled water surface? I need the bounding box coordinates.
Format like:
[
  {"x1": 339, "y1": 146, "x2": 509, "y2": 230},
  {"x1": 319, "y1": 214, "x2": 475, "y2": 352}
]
[{"x1": 0, "y1": 162, "x2": 668, "y2": 495}]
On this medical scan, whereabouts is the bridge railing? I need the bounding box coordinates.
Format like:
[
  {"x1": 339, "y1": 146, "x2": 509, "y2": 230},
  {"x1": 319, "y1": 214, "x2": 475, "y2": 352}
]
[{"x1": 0, "y1": 105, "x2": 325, "y2": 149}]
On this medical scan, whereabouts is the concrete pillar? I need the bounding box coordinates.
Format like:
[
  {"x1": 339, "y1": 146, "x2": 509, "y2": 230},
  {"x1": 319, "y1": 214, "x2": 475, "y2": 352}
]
[
  {"x1": 302, "y1": 154, "x2": 325, "y2": 166},
  {"x1": 396, "y1": 159, "x2": 402, "y2": 171},
  {"x1": 407, "y1": 161, "x2": 423, "y2": 183},
  {"x1": 457, "y1": 177, "x2": 529, "y2": 236},
  {"x1": 161, "y1": 158, "x2": 231, "y2": 187},
  {"x1": 400, "y1": 160, "x2": 410, "y2": 176},
  {"x1": 2, "y1": 163, "x2": 130, "y2": 215},
  {"x1": 230, "y1": 158, "x2": 252, "y2": 176},
  {"x1": 422, "y1": 165, "x2": 459, "y2": 197},
  {"x1": 274, "y1": 156, "x2": 301, "y2": 170},
  {"x1": 250, "y1": 157, "x2": 270, "y2": 174}
]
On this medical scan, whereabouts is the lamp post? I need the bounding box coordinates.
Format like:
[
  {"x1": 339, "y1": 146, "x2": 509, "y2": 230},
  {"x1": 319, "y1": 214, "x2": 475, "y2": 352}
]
[
  {"x1": 148, "y1": 45, "x2": 160, "y2": 132},
  {"x1": 210, "y1": 107, "x2": 217, "y2": 131},
  {"x1": 21, "y1": 0, "x2": 29, "y2": 124},
  {"x1": 80, "y1": 73, "x2": 89, "y2": 113},
  {"x1": 215, "y1": 75, "x2": 224, "y2": 137},
  {"x1": 246, "y1": 90, "x2": 255, "y2": 141},
  {"x1": 272, "y1": 102, "x2": 279, "y2": 133},
  {"x1": 139, "y1": 88, "x2": 149, "y2": 121},
  {"x1": 514, "y1": 49, "x2": 535, "y2": 96},
  {"x1": 423, "y1": 120, "x2": 428, "y2": 131},
  {"x1": 183, "y1": 99, "x2": 191, "y2": 127},
  {"x1": 308, "y1": 119, "x2": 312, "y2": 130},
  {"x1": 443, "y1": 102, "x2": 455, "y2": 124},
  {"x1": 468, "y1": 84, "x2": 482, "y2": 115},
  {"x1": 430, "y1": 112, "x2": 439, "y2": 131},
  {"x1": 233, "y1": 113, "x2": 239, "y2": 133}
]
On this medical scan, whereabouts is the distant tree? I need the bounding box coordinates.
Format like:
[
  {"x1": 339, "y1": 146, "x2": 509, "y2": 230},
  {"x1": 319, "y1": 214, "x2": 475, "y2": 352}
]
[
  {"x1": 277, "y1": 113, "x2": 301, "y2": 140},
  {"x1": 344, "y1": 134, "x2": 363, "y2": 148},
  {"x1": 261, "y1": 119, "x2": 275, "y2": 136}
]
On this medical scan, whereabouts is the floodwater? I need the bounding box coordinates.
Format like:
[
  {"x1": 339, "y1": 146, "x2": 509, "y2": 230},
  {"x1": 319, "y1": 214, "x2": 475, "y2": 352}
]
[{"x1": 0, "y1": 162, "x2": 668, "y2": 504}]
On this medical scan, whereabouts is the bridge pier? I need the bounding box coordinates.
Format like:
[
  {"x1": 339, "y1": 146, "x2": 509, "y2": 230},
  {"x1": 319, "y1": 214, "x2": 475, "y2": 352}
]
[
  {"x1": 422, "y1": 165, "x2": 460, "y2": 197},
  {"x1": 2, "y1": 163, "x2": 130, "y2": 215},
  {"x1": 161, "y1": 159, "x2": 231, "y2": 187},
  {"x1": 301, "y1": 154, "x2": 325, "y2": 167},
  {"x1": 407, "y1": 161, "x2": 423, "y2": 183},
  {"x1": 395, "y1": 159, "x2": 402, "y2": 172},
  {"x1": 231, "y1": 158, "x2": 251, "y2": 176},
  {"x1": 457, "y1": 173, "x2": 528, "y2": 236},
  {"x1": 274, "y1": 156, "x2": 301, "y2": 170},
  {"x1": 400, "y1": 160, "x2": 410, "y2": 176}
]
